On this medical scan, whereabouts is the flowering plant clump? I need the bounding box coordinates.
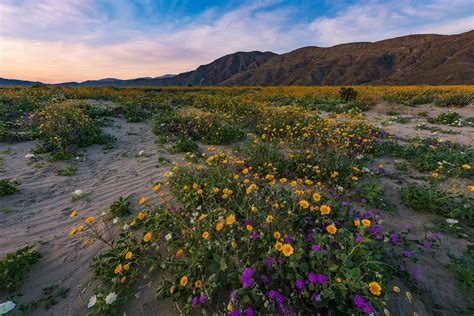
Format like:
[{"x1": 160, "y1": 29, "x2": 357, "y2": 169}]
[
  {"x1": 128, "y1": 151, "x2": 419, "y2": 315},
  {"x1": 32, "y1": 100, "x2": 113, "y2": 154}
]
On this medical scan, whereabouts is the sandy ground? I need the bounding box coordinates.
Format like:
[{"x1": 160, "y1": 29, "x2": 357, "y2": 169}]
[
  {"x1": 0, "y1": 118, "x2": 177, "y2": 315},
  {"x1": 0, "y1": 102, "x2": 473, "y2": 315},
  {"x1": 367, "y1": 102, "x2": 474, "y2": 145}
]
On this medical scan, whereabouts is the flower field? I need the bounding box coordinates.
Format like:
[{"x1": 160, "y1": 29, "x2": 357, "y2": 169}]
[{"x1": 0, "y1": 85, "x2": 473, "y2": 315}]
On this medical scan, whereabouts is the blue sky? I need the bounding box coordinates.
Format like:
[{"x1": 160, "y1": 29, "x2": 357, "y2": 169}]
[{"x1": 0, "y1": 0, "x2": 472, "y2": 83}]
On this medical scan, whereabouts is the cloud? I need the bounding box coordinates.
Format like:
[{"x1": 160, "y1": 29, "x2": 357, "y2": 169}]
[
  {"x1": 308, "y1": 0, "x2": 473, "y2": 46},
  {"x1": 0, "y1": 0, "x2": 472, "y2": 82}
]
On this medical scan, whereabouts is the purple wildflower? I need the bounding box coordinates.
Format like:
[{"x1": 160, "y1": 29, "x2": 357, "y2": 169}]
[
  {"x1": 251, "y1": 232, "x2": 260, "y2": 239},
  {"x1": 390, "y1": 233, "x2": 399, "y2": 244},
  {"x1": 241, "y1": 267, "x2": 255, "y2": 288},
  {"x1": 261, "y1": 275, "x2": 269, "y2": 284},
  {"x1": 199, "y1": 293, "x2": 208, "y2": 304},
  {"x1": 265, "y1": 256, "x2": 274, "y2": 266},
  {"x1": 363, "y1": 303, "x2": 374, "y2": 314},
  {"x1": 192, "y1": 296, "x2": 199, "y2": 306},
  {"x1": 311, "y1": 244, "x2": 320, "y2": 252},
  {"x1": 244, "y1": 307, "x2": 254, "y2": 316},
  {"x1": 295, "y1": 279, "x2": 305, "y2": 290},
  {"x1": 316, "y1": 274, "x2": 327, "y2": 284},
  {"x1": 354, "y1": 295, "x2": 365, "y2": 308},
  {"x1": 311, "y1": 292, "x2": 321, "y2": 301},
  {"x1": 308, "y1": 272, "x2": 317, "y2": 283}
]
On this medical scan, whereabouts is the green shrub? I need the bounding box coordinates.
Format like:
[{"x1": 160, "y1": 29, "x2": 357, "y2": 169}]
[
  {"x1": 110, "y1": 196, "x2": 131, "y2": 216},
  {"x1": 35, "y1": 101, "x2": 113, "y2": 152},
  {"x1": 428, "y1": 111, "x2": 463, "y2": 127},
  {"x1": 0, "y1": 179, "x2": 20, "y2": 196},
  {"x1": 172, "y1": 134, "x2": 200, "y2": 153},
  {"x1": 339, "y1": 87, "x2": 358, "y2": 102},
  {"x1": 0, "y1": 245, "x2": 41, "y2": 291},
  {"x1": 55, "y1": 164, "x2": 77, "y2": 176},
  {"x1": 400, "y1": 183, "x2": 473, "y2": 222},
  {"x1": 449, "y1": 244, "x2": 474, "y2": 289},
  {"x1": 435, "y1": 94, "x2": 472, "y2": 107},
  {"x1": 240, "y1": 141, "x2": 285, "y2": 175}
]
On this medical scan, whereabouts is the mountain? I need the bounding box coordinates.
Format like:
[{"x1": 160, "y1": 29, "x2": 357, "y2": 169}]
[
  {"x1": 55, "y1": 74, "x2": 177, "y2": 87},
  {"x1": 0, "y1": 78, "x2": 44, "y2": 86},
  {"x1": 224, "y1": 31, "x2": 474, "y2": 85},
  {"x1": 1, "y1": 30, "x2": 473, "y2": 86},
  {"x1": 149, "y1": 51, "x2": 277, "y2": 86}
]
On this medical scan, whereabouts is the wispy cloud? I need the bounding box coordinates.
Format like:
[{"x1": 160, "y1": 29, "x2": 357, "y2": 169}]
[
  {"x1": 0, "y1": 0, "x2": 472, "y2": 83},
  {"x1": 308, "y1": 0, "x2": 473, "y2": 45}
]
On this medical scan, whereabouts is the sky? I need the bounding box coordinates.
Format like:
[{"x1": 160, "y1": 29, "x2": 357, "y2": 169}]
[{"x1": 0, "y1": 0, "x2": 472, "y2": 83}]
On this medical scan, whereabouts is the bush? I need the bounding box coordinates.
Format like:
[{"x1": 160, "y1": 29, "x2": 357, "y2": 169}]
[
  {"x1": 449, "y1": 244, "x2": 474, "y2": 289},
  {"x1": 339, "y1": 87, "x2": 358, "y2": 102},
  {"x1": 110, "y1": 196, "x2": 132, "y2": 216},
  {"x1": 0, "y1": 245, "x2": 41, "y2": 291},
  {"x1": 435, "y1": 94, "x2": 472, "y2": 107},
  {"x1": 0, "y1": 179, "x2": 20, "y2": 196},
  {"x1": 172, "y1": 134, "x2": 200, "y2": 153},
  {"x1": 35, "y1": 101, "x2": 112, "y2": 152},
  {"x1": 240, "y1": 141, "x2": 285, "y2": 175},
  {"x1": 55, "y1": 164, "x2": 77, "y2": 176},
  {"x1": 155, "y1": 113, "x2": 244, "y2": 145},
  {"x1": 145, "y1": 157, "x2": 414, "y2": 314},
  {"x1": 400, "y1": 183, "x2": 473, "y2": 222},
  {"x1": 428, "y1": 111, "x2": 463, "y2": 127}
]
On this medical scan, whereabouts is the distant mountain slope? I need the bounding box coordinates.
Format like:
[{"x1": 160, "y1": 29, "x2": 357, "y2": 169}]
[
  {"x1": 0, "y1": 78, "x2": 43, "y2": 86},
  {"x1": 148, "y1": 51, "x2": 277, "y2": 86},
  {"x1": 224, "y1": 31, "x2": 474, "y2": 85}
]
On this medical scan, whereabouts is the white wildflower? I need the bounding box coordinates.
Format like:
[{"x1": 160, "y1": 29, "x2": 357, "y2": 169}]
[
  {"x1": 87, "y1": 295, "x2": 97, "y2": 308},
  {"x1": 446, "y1": 218, "x2": 459, "y2": 224},
  {"x1": 73, "y1": 190, "x2": 83, "y2": 197},
  {"x1": 165, "y1": 233, "x2": 172, "y2": 241},
  {"x1": 105, "y1": 292, "x2": 117, "y2": 305},
  {"x1": 0, "y1": 301, "x2": 16, "y2": 314},
  {"x1": 122, "y1": 224, "x2": 130, "y2": 231},
  {"x1": 138, "y1": 150, "x2": 145, "y2": 156},
  {"x1": 113, "y1": 217, "x2": 119, "y2": 224},
  {"x1": 24, "y1": 153, "x2": 35, "y2": 159}
]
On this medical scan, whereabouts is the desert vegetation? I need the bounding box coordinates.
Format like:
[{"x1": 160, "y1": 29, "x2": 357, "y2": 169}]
[{"x1": 0, "y1": 85, "x2": 473, "y2": 315}]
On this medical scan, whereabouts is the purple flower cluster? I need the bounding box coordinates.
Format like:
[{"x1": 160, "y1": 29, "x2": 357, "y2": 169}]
[
  {"x1": 354, "y1": 295, "x2": 374, "y2": 314},
  {"x1": 241, "y1": 267, "x2": 255, "y2": 288},
  {"x1": 307, "y1": 272, "x2": 327, "y2": 284},
  {"x1": 191, "y1": 293, "x2": 208, "y2": 306},
  {"x1": 295, "y1": 279, "x2": 305, "y2": 290}
]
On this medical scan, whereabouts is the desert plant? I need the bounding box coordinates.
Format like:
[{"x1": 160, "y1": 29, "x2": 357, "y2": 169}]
[
  {"x1": 110, "y1": 196, "x2": 131, "y2": 216},
  {"x1": 55, "y1": 164, "x2": 77, "y2": 176},
  {"x1": 0, "y1": 179, "x2": 20, "y2": 196},
  {"x1": 339, "y1": 87, "x2": 358, "y2": 102},
  {"x1": 0, "y1": 245, "x2": 42, "y2": 291}
]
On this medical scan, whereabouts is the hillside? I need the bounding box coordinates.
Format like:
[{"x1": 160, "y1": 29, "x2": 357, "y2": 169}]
[{"x1": 224, "y1": 31, "x2": 474, "y2": 85}]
